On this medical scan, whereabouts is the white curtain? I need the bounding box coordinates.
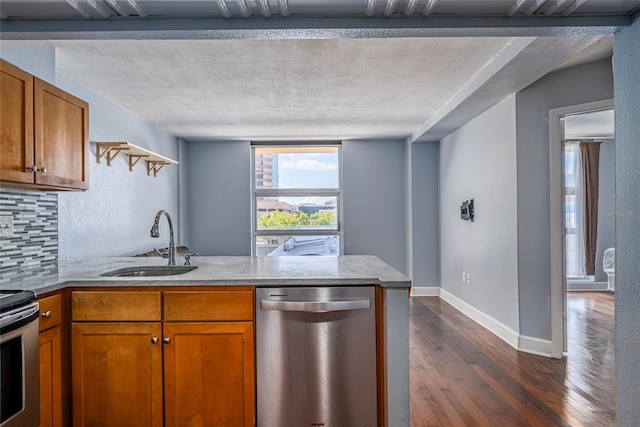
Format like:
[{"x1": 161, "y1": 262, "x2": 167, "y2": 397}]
[{"x1": 565, "y1": 144, "x2": 587, "y2": 278}]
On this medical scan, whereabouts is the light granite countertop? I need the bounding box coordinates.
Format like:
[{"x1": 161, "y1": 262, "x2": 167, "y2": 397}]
[{"x1": 0, "y1": 255, "x2": 411, "y2": 296}]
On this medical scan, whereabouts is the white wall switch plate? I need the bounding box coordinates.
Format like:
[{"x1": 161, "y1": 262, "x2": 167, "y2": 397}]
[
  {"x1": 462, "y1": 271, "x2": 466, "y2": 283},
  {"x1": 465, "y1": 273, "x2": 471, "y2": 284},
  {"x1": 0, "y1": 214, "x2": 14, "y2": 237}
]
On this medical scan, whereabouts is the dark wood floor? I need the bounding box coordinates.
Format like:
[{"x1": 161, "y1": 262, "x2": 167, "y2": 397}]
[{"x1": 409, "y1": 292, "x2": 615, "y2": 426}]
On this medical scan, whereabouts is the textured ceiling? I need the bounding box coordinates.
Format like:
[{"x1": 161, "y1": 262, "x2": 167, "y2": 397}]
[{"x1": 53, "y1": 37, "x2": 512, "y2": 140}]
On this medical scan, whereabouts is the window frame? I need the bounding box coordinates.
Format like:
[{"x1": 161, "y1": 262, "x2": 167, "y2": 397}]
[{"x1": 250, "y1": 143, "x2": 343, "y2": 257}]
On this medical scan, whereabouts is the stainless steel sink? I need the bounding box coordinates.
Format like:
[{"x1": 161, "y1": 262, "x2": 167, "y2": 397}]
[{"x1": 100, "y1": 265, "x2": 198, "y2": 277}]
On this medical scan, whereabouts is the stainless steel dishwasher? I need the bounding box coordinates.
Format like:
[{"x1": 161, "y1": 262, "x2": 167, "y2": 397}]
[{"x1": 256, "y1": 286, "x2": 377, "y2": 427}]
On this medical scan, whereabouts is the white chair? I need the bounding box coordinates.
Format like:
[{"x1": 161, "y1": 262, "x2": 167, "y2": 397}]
[{"x1": 603, "y1": 248, "x2": 615, "y2": 291}]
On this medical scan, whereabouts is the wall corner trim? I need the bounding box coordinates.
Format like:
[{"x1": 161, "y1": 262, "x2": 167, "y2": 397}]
[
  {"x1": 439, "y1": 288, "x2": 520, "y2": 350},
  {"x1": 410, "y1": 286, "x2": 441, "y2": 297},
  {"x1": 518, "y1": 335, "x2": 554, "y2": 358}
]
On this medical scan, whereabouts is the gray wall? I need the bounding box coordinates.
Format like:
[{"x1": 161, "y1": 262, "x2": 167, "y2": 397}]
[
  {"x1": 1, "y1": 41, "x2": 181, "y2": 262},
  {"x1": 187, "y1": 140, "x2": 251, "y2": 256},
  {"x1": 515, "y1": 58, "x2": 613, "y2": 339},
  {"x1": 342, "y1": 139, "x2": 407, "y2": 274},
  {"x1": 411, "y1": 141, "x2": 440, "y2": 288},
  {"x1": 595, "y1": 139, "x2": 616, "y2": 282},
  {"x1": 439, "y1": 94, "x2": 519, "y2": 331},
  {"x1": 613, "y1": 14, "x2": 640, "y2": 427}
]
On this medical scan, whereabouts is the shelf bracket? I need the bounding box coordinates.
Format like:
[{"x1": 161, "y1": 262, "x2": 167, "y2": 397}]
[
  {"x1": 147, "y1": 161, "x2": 168, "y2": 177},
  {"x1": 96, "y1": 144, "x2": 129, "y2": 166},
  {"x1": 128, "y1": 155, "x2": 148, "y2": 172}
]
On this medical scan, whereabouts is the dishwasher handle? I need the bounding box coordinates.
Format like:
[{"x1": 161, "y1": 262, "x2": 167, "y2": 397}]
[{"x1": 260, "y1": 299, "x2": 370, "y2": 313}]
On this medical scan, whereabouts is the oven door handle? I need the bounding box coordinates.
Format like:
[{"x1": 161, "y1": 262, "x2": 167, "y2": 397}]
[
  {"x1": 260, "y1": 299, "x2": 370, "y2": 313},
  {"x1": 0, "y1": 304, "x2": 39, "y2": 335}
]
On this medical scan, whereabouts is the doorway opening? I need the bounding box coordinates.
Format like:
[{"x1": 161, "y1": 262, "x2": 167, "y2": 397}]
[{"x1": 549, "y1": 99, "x2": 615, "y2": 358}]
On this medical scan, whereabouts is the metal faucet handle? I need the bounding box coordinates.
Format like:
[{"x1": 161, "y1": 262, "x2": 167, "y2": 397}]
[
  {"x1": 184, "y1": 252, "x2": 199, "y2": 266},
  {"x1": 154, "y1": 248, "x2": 168, "y2": 258}
]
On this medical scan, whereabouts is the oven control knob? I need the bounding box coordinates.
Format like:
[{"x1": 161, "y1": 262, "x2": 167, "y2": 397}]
[
  {"x1": 150, "y1": 337, "x2": 159, "y2": 344},
  {"x1": 42, "y1": 310, "x2": 52, "y2": 318}
]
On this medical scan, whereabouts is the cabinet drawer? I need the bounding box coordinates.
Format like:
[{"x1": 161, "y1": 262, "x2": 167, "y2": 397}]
[
  {"x1": 72, "y1": 291, "x2": 161, "y2": 322},
  {"x1": 164, "y1": 290, "x2": 254, "y2": 322},
  {"x1": 38, "y1": 294, "x2": 62, "y2": 331}
]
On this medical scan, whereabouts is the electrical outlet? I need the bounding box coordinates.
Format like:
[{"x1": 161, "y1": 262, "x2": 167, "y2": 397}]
[
  {"x1": 466, "y1": 273, "x2": 471, "y2": 285},
  {"x1": 0, "y1": 215, "x2": 14, "y2": 237}
]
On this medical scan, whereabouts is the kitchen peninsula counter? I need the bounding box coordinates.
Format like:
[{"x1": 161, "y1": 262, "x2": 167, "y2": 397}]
[
  {"x1": 1, "y1": 255, "x2": 410, "y2": 295},
  {"x1": 1, "y1": 255, "x2": 410, "y2": 427}
]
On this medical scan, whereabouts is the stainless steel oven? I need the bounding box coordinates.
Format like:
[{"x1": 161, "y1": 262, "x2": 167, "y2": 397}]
[{"x1": 0, "y1": 290, "x2": 39, "y2": 427}]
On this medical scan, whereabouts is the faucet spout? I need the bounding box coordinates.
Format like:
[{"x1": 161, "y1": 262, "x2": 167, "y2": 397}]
[{"x1": 150, "y1": 210, "x2": 177, "y2": 266}]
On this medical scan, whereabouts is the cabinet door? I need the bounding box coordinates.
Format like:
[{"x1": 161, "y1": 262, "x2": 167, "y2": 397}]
[
  {"x1": 39, "y1": 325, "x2": 62, "y2": 427},
  {"x1": 163, "y1": 322, "x2": 255, "y2": 427},
  {"x1": 34, "y1": 78, "x2": 89, "y2": 190},
  {"x1": 0, "y1": 60, "x2": 34, "y2": 184},
  {"x1": 72, "y1": 323, "x2": 163, "y2": 427}
]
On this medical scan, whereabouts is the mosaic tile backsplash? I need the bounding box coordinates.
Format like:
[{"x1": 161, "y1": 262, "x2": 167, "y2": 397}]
[{"x1": 0, "y1": 187, "x2": 58, "y2": 271}]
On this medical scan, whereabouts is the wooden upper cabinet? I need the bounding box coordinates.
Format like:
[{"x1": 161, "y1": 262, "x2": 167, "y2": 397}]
[
  {"x1": 0, "y1": 60, "x2": 89, "y2": 190},
  {"x1": 0, "y1": 60, "x2": 34, "y2": 184},
  {"x1": 34, "y1": 78, "x2": 89, "y2": 190}
]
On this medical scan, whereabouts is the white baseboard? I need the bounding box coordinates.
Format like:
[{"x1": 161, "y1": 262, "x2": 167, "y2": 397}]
[
  {"x1": 567, "y1": 281, "x2": 608, "y2": 291},
  {"x1": 518, "y1": 335, "x2": 553, "y2": 357},
  {"x1": 439, "y1": 289, "x2": 520, "y2": 350},
  {"x1": 411, "y1": 287, "x2": 555, "y2": 357},
  {"x1": 410, "y1": 286, "x2": 440, "y2": 297}
]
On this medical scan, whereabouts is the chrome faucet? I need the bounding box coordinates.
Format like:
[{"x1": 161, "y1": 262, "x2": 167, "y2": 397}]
[{"x1": 150, "y1": 210, "x2": 177, "y2": 266}]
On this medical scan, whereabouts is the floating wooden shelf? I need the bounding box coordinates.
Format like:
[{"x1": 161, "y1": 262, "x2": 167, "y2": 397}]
[{"x1": 95, "y1": 142, "x2": 178, "y2": 177}]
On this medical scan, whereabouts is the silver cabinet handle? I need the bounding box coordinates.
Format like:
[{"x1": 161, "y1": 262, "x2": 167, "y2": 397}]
[
  {"x1": 163, "y1": 337, "x2": 171, "y2": 344},
  {"x1": 151, "y1": 337, "x2": 159, "y2": 344},
  {"x1": 38, "y1": 166, "x2": 47, "y2": 173},
  {"x1": 27, "y1": 165, "x2": 38, "y2": 172},
  {"x1": 260, "y1": 299, "x2": 370, "y2": 313},
  {"x1": 42, "y1": 310, "x2": 52, "y2": 318}
]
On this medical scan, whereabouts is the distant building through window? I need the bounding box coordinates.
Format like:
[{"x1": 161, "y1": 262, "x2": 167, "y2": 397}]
[{"x1": 251, "y1": 144, "x2": 341, "y2": 257}]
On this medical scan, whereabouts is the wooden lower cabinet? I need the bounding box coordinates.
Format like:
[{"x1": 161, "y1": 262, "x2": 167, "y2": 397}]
[
  {"x1": 39, "y1": 325, "x2": 63, "y2": 427},
  {"x1": 71, "y1": 289, "x2": 256, "y2": 427},
  {"x1": 163, "y1": 322, "x2": 255, "y2": 427},
  {"x1": 71, "y1": 323, "x2": 164, "y2": 427}
]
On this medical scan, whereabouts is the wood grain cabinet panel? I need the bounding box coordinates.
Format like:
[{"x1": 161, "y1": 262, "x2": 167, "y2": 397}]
[
  {"x1": 0, "y1": 59, "x2": 89, "y2": 190},
  {"x1": 71, "y1": 322, "x2": 164, "y2": 427},
  {"x1": 34, "y1": 78, "x2": 89, "y2": 190},
  {"x1": 163, "y1": 290, "x2": 254, "y2": 322},
  {"x1": 72, "y1": 291, "x2": 161, "y2": 322},
  {"x1": 163, "y1": 322, "x2": 255, "y2": 427},
  {"x1": 39, "y1": 325, "x2": 63, "y2": 427},
  {"x1": 0, "y1": 60, "x2": 34, "y2": 184},
  {"x1": 38, "y1": 294, "x2": 63, "y2": 427}
]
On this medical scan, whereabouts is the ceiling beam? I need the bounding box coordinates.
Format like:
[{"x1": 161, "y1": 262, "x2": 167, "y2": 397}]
[
  {"x1": 506, "y1": 0, "x2": 526, "y2": 17},
  {"x1": 215, "y1": 0, "x2": 232, "y2": 18},
  {"x1": 256, "y1": 0, "x2": 271, "y2": 17},
  {"x1": 125, "y1": 0, "x2": 148, "y2": 18},
  {"x1": 383, "y1": 0, "x2": 399, "y2": 17},
  {"x1": 408, "y1": 36, "x2": 604, "y2": 143},
  {"x1": 279, "y1": 0, "x2": 290, "y2": 17},
  {"x1": 422, "y1": 0, "x2": 438, "y2": 16},
  {"x1": 103, "y1": 0, "x2": 129, "y2": 17},
  {"x1": 64, "y1": 0, "x2": 93, "y2": 19},
  {"x1": 365, "y1": 0, "x2": 377, "y2": 17},
  {"x1": 0, "y1": 16, "x2": 626, "y2": 40},
  {"x1": 544, "y1": 0, "x2": 569, "y2": 16},
  {"x1": 85, "y1": 0, "x2": 112, "y2": 18},
  {"x1": 563, "y1": 0, "x2": 587, "y2": 16},
  {"x1": 237, "y1": 0, "x2": 251, "y2": 18}
]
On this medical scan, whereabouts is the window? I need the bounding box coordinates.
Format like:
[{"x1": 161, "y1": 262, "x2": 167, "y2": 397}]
[{"x1": 251, "y1": 144, "x2": 341, "y2": 257}]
